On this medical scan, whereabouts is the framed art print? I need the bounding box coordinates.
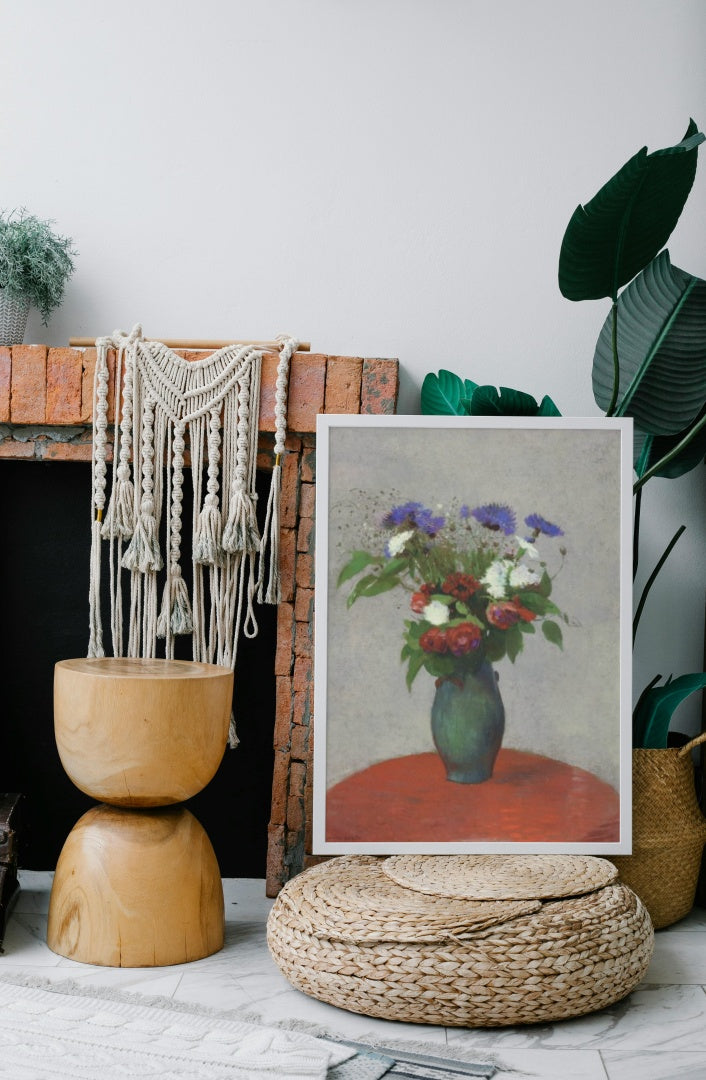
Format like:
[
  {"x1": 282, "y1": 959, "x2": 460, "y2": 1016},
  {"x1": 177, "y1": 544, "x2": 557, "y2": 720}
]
[{"x1": 312, "y1": 415, "x2": 633, "y2": 855}]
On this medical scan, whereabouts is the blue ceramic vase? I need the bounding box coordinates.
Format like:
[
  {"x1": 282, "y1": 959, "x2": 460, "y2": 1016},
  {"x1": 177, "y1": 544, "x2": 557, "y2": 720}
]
[{"x1": 431, "y1": 661, "x2": 505, "y2": 783}]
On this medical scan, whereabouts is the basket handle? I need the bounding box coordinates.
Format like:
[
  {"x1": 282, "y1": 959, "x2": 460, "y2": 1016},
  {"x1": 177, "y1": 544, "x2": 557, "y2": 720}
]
[{"x1": 677, "y1": 731, "x2": 706, "y2": 757}]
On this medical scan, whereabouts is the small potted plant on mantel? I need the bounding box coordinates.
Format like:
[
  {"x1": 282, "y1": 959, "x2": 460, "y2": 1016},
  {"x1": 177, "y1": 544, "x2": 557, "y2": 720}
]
[{"x1": 0, "y1": 209, "x2": 76, "y2": 345}]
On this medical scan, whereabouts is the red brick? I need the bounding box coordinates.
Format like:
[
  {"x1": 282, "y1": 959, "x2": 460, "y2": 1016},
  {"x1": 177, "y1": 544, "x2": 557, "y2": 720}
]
[
  {"x1": 290, "y1": 724, "x2": 309, "y2": 762},
  {"x1": 45, "y1": 348, "x2": 83, "y2": 423},
  {"x1": 361, "y1": 358, "x2": 399, "y2": 414},
  {"x1": 269, "y1": 749, "x2": 291, "y2": 826},
  {"x1": 299, "y1": 482, "x2": 315, "y2": 520},
  {"x1": 292, "y1": 689, "x2": 311, "y2": 728},
  {"x1": 0, "y1": 348, "x2": 10, "y2": 422},
  {"x1": 289, "y1": 761, "x2": 306, "y2": 800},
  {"x1": 0, "y1": 439, "x2": 35, "y2": 458},
  {"x1": 279, "y1": 528, "x2": 297, "y2": 603},
  {"x1": 80, "y1": 348, "x2": 96, "y2": 422},
  {"x1": 295, "y1": 553, "x2": 314, "y2": 590},
  {"x1": 41, "y1": 441, "x2": 95, "y2": 462},
  {"x1": 273, "y1": 676, "x2": 293, "y2": 750},
  {"x1": 294, "y1": 587, "x2": 314, "y2": 624},
  {"x1": 287, "y1": 783, "x2": 305, "y2": 834},
  {"x1": 293, "y1": 657, "x2": 312, "y2": 694},
  {"x1": 297, "y1": 516, "x2": 314, "y2": 554},
  {"x1": 280, "y1": 449, "x2": 300, "y2": 529},
  {"x1": 274, "y1": 602, "x2": 295, "y2": 676},
  {"x1": 324, "y1": 356, "x2": 363, "y2": 413},
  {"x1": 11, "y1": 345, "x2": 46, "y2": 423},
  {"x1": 300, "y1": 442, "x2": 316, "y2": 483},
  {"x1": 259, "y1": 353, "x2": 326, "y2": 435},
  {"x1": 304, "y1": 767, "x2": 315, "y2": 853},
  {"x1": 295, "y1": 621, "x2": 312, "y2": 660},
  {"x1": 265, "y1": 824, "x2": 286, "y2": 897}
]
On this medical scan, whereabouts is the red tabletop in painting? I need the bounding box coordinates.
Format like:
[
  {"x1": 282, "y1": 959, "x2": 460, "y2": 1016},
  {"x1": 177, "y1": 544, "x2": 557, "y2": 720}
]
[{"x1": 326, "y1": 750, "x2": 620, "y2": 844}]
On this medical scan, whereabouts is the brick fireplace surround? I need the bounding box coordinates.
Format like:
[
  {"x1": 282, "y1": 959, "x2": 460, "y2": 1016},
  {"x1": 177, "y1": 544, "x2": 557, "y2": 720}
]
[{"x1": 0, "y1": 344, "x2": 399, "y2": 896}]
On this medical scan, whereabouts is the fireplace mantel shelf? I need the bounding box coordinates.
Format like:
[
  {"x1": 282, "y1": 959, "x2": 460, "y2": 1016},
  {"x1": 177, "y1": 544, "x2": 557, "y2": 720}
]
[{"x1": 0, "y1": 342, "x2": 398, "y2": 896}]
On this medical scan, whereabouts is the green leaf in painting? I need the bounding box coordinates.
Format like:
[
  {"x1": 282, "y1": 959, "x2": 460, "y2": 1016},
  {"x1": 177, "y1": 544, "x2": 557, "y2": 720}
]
[
  {"x1": 634, "y1": 672, "x2": 706, "y2": 749},
  {"x1": 592, "y1": 252, "x2": 706, "y2": 433},
  {"x1": 542, "y1": 620, "x2": 563, "y2": 649},
  {"x1": 346, "y1": 573, "x2": 378, "y2": 607},
  {"x1": 506, "y1": 626, "x2": 523, "y2": 663},
  {"x1": 337, "y1": 550, "x2": 380, "y2": 587},
  {"x1": 421, "y1": 370, "x2": 477, "y2": 415},
  {"x1": 559, "y1": 120, "x2": 704, "y2": 301},
  {"x1": 405, "y1": 651, "x2": 425, "y2": 691}
]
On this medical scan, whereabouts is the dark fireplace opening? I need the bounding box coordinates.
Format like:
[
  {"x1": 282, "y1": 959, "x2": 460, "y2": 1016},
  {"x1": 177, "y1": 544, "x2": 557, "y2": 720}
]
[{"x1": 0, "y1": 459, "x2": 276, "y2": 877}]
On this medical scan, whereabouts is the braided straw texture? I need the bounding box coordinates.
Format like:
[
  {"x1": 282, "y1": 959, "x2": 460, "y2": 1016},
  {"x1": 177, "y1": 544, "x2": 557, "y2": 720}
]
[
  {"x1": 610, "y1": 743, "x2": 706, "y2": 929},
  {"x1": 382, "y1": 853, "x2": 618, "y2": 900},
  {"x1": 273, "y1": 857, "x2": 540, "y2": 943},
  {"x1": 0, "y1": 290, "x2": 29, "y2": 346},
  {"x1": 267, "y1": 855, "x2": 653, "y2": 1027}
]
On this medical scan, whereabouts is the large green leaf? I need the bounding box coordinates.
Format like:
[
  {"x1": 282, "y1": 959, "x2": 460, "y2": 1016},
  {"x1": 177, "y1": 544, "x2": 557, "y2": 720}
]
[
  {"x1": 592, "y1": 251, "x2": 706, "y2": 434},
  {"x1": 469, "y1": 385, "x2": 562, "y2": 417},
  {"x1": 634, "y1": 408, "x2": 706, "y2": 479},
  {"x1": 559, "y1": 120, "x2": 704, "y2": 301},
  {"x1": 633, "y1": 672, "x2": 706, "y2": 748},
  {"x1": 421, "y1": 370, "x2": 477, "y2": 414}
]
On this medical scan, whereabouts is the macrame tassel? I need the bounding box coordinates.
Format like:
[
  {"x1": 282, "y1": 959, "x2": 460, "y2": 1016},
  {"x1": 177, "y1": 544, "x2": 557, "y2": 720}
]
[
  {"x1": 101, "y1": 468, "x2": 135, "y2": 540},
  {"x1": 257, "y1": 461, "x2": 282, "y2": 604},
  {"x1": 157, "y1": 570, "x2": 194, "y2": 637},
  {"x1": 194, "y1": 495, "x2": 224, "y2": 566},
  {"x1": 228, "y1": 711, "x2": 240, "y2": 749},
  {"x1": 87, "y1": 518, "x2": 105, "y2": 657},
  {"x1": 122, "y1": 499, "x2": 163, "y2": 573},
  {"x1": 222, "y1": 489, "x2": 260, "y2": 554}
]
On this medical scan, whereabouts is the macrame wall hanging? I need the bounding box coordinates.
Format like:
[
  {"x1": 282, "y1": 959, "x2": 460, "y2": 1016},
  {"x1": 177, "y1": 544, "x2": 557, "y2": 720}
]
[{"x1": 88, "y1": 325, "x2": 297, "y2": 745}]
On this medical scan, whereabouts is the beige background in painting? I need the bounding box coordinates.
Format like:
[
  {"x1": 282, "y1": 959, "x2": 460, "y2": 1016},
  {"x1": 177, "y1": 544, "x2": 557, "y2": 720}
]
[{"x1": 325, "y1": 423, "x2": 623, "y2": 792}]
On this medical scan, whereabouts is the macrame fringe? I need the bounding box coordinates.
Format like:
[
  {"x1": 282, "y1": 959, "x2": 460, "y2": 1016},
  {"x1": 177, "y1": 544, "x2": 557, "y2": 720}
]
[
  {"x1": 228, "y1": 712, "x2": 240, "y2": 749},
  {"x1": 223, "y1": 490, "x2": 260, "y2": 554},
  {"x1": 157, "y1": 571, "x2": 194, "y2": 638},
  {"x1": 257, "y1": 462, "x2": 282, "y2": 605},
  {"x1": 101, "y1": 473, "x2": 135, "y2": 540},
  {"x1": 122, "y1": 503, "x2": 163, "y2": 573},
  {"x1": 87, "y1": 518, "x2": 105, "y2": 658},
  {"x1": 194, "y1": 498, "x2": 224, "y2": 566}
]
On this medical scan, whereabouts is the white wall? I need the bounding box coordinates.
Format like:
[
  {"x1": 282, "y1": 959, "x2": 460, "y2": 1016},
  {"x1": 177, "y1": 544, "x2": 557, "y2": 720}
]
[{"x1": 3, "y1": 0, "x2": 705, "y2": 727}]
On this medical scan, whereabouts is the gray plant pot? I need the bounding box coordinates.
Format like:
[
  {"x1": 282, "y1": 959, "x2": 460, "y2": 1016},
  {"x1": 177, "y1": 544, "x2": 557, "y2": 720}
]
[{"x1": 0, "y1": 290, "x2": 30, "y2": 346}]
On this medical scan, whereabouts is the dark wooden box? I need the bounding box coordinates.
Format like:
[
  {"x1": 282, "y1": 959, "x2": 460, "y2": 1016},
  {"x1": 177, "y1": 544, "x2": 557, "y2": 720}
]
[{"x1": 0, "y1": 793, "x2": 23, "y2": 949}]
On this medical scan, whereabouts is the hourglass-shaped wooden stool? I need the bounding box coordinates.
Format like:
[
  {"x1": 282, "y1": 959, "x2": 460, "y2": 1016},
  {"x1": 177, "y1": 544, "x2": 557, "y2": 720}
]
[{"x1": 47, "y1": 658, "x2": 233, "y2": 967}]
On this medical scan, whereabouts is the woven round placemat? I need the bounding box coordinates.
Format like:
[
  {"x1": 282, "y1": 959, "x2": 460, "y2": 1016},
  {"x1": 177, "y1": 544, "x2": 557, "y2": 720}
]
[
  {"x1": 276, "y1": 856, "x2": 540, "y2": 943},
  {"x1": 267, "y1": 862, "x2": 653, "y2": 1027},
  {"x1": 382, "y1": 853, "x2": 618, "y2": 899}
]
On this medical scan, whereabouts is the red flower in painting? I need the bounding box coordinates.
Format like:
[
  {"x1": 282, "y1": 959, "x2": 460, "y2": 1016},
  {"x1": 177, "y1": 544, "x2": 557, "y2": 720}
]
[
  {"x1": 445, "y1": 622, "x2": 482, "y2": 656},
  {"x1": 486, "y1": 602, "x2": 521, "y2": 630},
  {"x1": 511, "y1": 597, "x2": 537, "y2": 623},
  {"x1": 410, "y1": 592, "x2": 428, "y2": 614},
  {"x1": 419, "y1": 627, "x2": 448, "y2": 654},
  {"x1": 441, "y1": 572, "x2": 480, "y2": 602}
]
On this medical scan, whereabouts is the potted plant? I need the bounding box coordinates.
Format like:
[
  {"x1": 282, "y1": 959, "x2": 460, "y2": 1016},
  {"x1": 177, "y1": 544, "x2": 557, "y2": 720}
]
[{"x1": 0, "y1": 209, "x2": 76, "y2": 345}]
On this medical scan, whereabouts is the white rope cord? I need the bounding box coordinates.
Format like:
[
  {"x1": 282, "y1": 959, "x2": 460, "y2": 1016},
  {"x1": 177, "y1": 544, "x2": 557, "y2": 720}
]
[{"x1": 87, "y1": 326, "x2": 296, "y2": 748}]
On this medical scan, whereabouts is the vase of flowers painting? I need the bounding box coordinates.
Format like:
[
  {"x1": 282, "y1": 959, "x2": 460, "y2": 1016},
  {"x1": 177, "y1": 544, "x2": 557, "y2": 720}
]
[{"x1": 338, "y1": 499, "x2": 568, "y2": 784}]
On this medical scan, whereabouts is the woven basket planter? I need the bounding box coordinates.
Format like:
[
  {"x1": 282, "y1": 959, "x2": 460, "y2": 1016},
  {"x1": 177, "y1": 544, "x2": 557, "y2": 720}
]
[
  {"x1": 0, "y1": 290, "x2": 29, "y2": 346},
  {"x1": 267, "y1": 855, "x2": 653, "y2": 1027},
  {"x1": 610, "y1": 734, "x2": 706, "y2": 930}
]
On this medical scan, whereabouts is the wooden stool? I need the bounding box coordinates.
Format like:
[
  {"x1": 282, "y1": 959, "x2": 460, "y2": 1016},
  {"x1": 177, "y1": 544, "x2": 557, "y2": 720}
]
[{"x1": 47, "y1": 658, "x2": 233, "y2": 967}]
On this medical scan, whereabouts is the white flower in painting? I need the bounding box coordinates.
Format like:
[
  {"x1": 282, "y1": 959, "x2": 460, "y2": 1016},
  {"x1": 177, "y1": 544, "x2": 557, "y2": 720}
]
[
  {"x1": 385, "y1": 529, "x2": 414, "y2": 557},
  {"x1": 481, "y1": 559, "x2": 512, "y2": 599},
  {"x1": 515, "y1": 536, "x2": 541, "y2": 559},
  {"x1": 509, "y1": 564, "x2": 541, "y2": 590},
  {"x1": 423, "y1": 600, "x2": 450, "y2": 626}
]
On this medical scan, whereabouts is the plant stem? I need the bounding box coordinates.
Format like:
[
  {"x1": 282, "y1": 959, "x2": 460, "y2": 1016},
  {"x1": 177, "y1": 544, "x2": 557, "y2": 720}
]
[
  {"x1": 633, "y1": 409, "x2": 706, "y2": 492},
  {"x1": 633, "y1": 525, "x2": 686, "y2": 644},
  {"x1": 633, "y1": 486, "x2": 642, "y2": 582},
  {"x1": 606, "y1": 302, "x2": 620, "y2": 417}
]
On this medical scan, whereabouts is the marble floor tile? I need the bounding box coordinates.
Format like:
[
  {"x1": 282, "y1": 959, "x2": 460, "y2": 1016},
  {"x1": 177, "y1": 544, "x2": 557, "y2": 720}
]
[
  {"x1": 446, "y1": 984, "x2": 706, "y2": 1052},
  {"x1": 646, "y1": 930, "x2": 706, "y2": 983},
  {"x1": 602, "y1": 1049, "x2": 706, "y2": 1079}
]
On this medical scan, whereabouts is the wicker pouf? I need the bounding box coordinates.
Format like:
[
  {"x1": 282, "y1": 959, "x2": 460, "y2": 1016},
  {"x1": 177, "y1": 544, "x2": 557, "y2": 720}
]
[{"x1": 267, "y1": 855, "x2": 654, "y2": 1027}]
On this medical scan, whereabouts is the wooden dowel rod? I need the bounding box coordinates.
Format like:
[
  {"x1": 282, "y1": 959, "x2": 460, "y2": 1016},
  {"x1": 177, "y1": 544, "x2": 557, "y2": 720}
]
[{"x1": 69, "y1": 337, "x2": 311, "y2": 351}]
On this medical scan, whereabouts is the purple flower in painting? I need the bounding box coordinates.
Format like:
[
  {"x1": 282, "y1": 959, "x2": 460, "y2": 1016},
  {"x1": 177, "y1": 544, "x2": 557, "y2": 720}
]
[
  {"x1": 459, "y1": 505, "x2": 471, "y2": 520},
  {"x1": 524, "y1": 513, "x2": 564, "y2": 538},
  {"x1": 383, "y1": 502, "x2": 444, "y2": 536},
  {"x1": 471, "y1": 503, "x2": 516, "y2": 536},
  {"x1": 383, "y1": 501, "x2": 424, "y2": 527}
]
